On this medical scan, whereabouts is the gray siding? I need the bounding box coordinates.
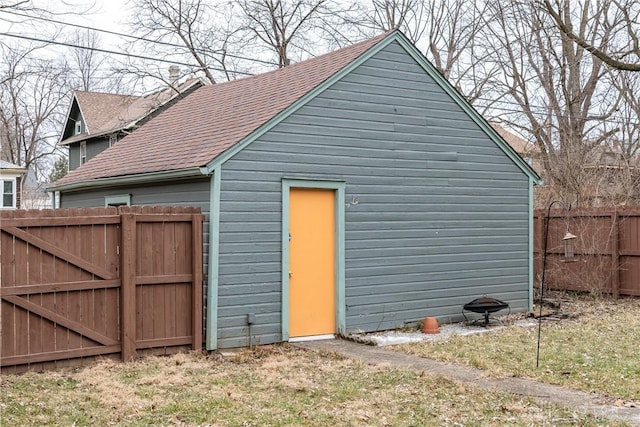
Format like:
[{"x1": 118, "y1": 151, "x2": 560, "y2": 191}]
[
  {"x1": 68, "y1": 138, "x2": 109, "y2": 171},
  {"x1": 216, "y1": 41, "x2": 531, "y2": 348}
]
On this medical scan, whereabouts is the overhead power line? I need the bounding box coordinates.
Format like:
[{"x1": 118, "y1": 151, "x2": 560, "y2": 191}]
[
  {"x1": 472, "y1": 96, "x2": 640, "y2": 127},
  {"x1": 0, "y1": 32, "x2": 254, "y2": 75},
  {"x1": 0, "y1": 9, "x2": 279, "y2": 67}
]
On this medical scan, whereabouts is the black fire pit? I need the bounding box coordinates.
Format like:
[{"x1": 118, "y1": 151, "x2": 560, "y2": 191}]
[{"x1": 463, "y1": 297, "x2": 509, "y2": 326}]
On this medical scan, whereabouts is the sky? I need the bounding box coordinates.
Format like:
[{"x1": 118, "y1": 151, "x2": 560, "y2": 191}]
[
  {"x1": 0, "y1": 0, "x2": 195, "y2": 92},
  {"x1": 1, "y1": 0, "x2": 134, "y2": 52},
  {"x1": 72, "y1": 0, "x2": 132, "y2": 44}
]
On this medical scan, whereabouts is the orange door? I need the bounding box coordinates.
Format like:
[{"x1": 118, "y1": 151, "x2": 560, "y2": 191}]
[{"x1": 289, "y1": 188, "x2": 336, "y2": 338}]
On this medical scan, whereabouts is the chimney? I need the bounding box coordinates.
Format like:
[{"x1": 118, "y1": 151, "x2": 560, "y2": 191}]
[{"x1": 168, "y1": 65, "x2": 180, "y2": 85}]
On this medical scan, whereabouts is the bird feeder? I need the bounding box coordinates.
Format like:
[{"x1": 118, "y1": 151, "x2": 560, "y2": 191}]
[{"x1": 562, "y1": 232, "x2": 577, "y2": 260}]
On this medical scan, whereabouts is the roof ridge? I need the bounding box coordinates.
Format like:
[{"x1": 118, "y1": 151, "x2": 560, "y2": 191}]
[
  {"x1": 213, "y1": 31, "x2": 393, "y2": 89},
  {"x1": 52, "y1": 31, "x2": 394, "y2": 188},
  {"x1": 75, "y1": 90, "x2": 140, "y2": 99}
]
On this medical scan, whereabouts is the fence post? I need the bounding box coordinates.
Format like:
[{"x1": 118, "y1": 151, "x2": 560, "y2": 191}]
[
  {"x1": 120, "y1": 213, "x2": 137, "y2": 361},
  {"x1": 611, "y1": 211, "x2": 620, "y2": 299},
  {"x1": 191, "y1": 213, "x2": 203, "y2": 351}
]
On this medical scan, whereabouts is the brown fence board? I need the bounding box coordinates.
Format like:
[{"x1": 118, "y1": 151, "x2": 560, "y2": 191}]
[
  {"x1": 39, "y1": 225, "x2": 57, "y2": 362},
  {"x1": 1, "y1": 206, "x2": 204, "y2": 372},
  {"x1": 0, "y1": 280, "x2": 121, "y2": 296},
  {"x1": 4, "y1": 226, "x2": 116, "y2": 279},
  {"x1": 534, "y1": 207, "x2": 640, "y2": 296}
]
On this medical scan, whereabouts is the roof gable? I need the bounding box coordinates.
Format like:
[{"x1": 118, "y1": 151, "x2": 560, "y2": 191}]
[
  {"x1": 75, "y1": 91, "x2": 138, "y2": 133},
  {"x1": 60, "y1": 92, "x2": 139, "y2": 142},
  {"x1": 52, "y1": 33, "x2": 390, "y2": 188},
  {"x1": 59, "y1": 79, "x2": 204, "y2": 145},
  {"x1": 51, "y1": 31, "x2": 540, "y2": 190}
]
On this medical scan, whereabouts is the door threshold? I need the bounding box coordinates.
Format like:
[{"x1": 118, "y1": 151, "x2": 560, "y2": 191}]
[{"x1": 289, "y1": 334, "x2": 335, "y2": 343}]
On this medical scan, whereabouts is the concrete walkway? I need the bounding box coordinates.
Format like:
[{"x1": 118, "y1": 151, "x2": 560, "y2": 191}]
[{"x1": 295, "y1": 339, "x2": 640, "y2": 426}]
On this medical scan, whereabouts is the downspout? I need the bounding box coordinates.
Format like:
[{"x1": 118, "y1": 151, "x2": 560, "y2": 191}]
[{"x1": 206, "y1": 166, "x2": 222, "y2": 350}]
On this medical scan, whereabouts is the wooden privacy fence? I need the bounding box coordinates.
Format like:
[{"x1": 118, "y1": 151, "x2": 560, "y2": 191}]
[
  {"x1": 534, "y1": 207, "x2": 640, "y2": 297},
  {"x1": 1, "y1": 206, "x2": 203, "y2": 373}
]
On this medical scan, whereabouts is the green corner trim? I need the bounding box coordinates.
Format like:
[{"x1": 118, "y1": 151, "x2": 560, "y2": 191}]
[
  {"x1": 206, "y1": 167, "x2": 221, "y2": 350},
  {"x1": 281, "y1": 178, "x2": 346, "y2": 341}
]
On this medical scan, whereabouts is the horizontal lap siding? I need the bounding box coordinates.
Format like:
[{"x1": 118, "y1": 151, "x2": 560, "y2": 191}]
[
  {"x1": 218, "y1": 175, "x2": 282, "y2": 347},
  {"x1": 216, "y1": 40, "x2": 530, "y2": 348},
  {"x1": 68, "y1": 139, "x2": 109, "y2": 171}
]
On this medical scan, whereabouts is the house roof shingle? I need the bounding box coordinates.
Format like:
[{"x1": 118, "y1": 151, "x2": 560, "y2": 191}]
[
  {"x1": 54, "y1": 33, "x2": 389, "y2": 187},
  {"x1": 74, "y1": 92, "x2": 138, "y2": 134},
  {"x1": 61, "y1": 79, "x2": 203, "y2": 145},
  {"x1": 491, "y1": 124, "x2": 539, "y2": 156}
]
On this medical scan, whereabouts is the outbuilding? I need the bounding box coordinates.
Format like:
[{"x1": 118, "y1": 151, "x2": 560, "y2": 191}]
[{"x1": 50, "y1": 30, "x2": 541, "y2": 350}]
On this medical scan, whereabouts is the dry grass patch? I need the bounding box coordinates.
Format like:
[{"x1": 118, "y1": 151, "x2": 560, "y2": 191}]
[
  {"x1": 0, "y1": 344, "x2": 625, "y2": 426},
  {"x1": 396, "y1": 293, "x2": 640, "y2": 403}
]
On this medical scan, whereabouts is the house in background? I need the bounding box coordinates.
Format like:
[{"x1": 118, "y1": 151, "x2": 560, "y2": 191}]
[
  {"x1": 491, "y1": 124, "x2": 541, "y2": 173},
  {"x1": 50, "y1": 30, "x2": 541, "y2": 350},
  {"x1": 19, "y1": 168, "x2": 50, "y2": 209},
  {"x1": 581, "y1": 140, "x2": 640, "y2": 206},
  {"x1": 58, "y1": 77, "x2": 204, "y2": 171},
  {"x1": 0, "y1": 160, "x2": 26, "y2": 209}
]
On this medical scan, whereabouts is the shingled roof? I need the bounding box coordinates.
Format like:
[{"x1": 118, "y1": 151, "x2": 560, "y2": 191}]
[
  {"x1": 74, "y1": 92, "x2": 136, "y2": 134},
  {"x1": 60, "y1": 79, "x2": 203, "y2": 145},
  {"x1": 52, "y1": 32, "x2": 390, "y2": 188},
  {"x1": 491, "y1": 124, "x2": 539, "y2": 156}
]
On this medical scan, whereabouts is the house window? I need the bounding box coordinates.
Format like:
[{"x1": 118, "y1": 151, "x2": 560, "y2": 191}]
[
  {"x1": 80, "y1": 141, "x2": 87, "y2": 165},
  {"x1": 75, "y1": 120, "x2": 82, "y2": 135},
  {"x1": 50, "y1": 191, "x2": 60, "y2": 209},
  {"x1": 105, "y1": 194, "x2": 131, "y2": 207},
  {"x1": 1, "y1": 179, "x2": 15, "y2": 208}
]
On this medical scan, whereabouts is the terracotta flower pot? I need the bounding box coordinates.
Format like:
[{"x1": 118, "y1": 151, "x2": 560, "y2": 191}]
[{"x1": 422, "y1": 316, "x2": 439, "y2": 334}]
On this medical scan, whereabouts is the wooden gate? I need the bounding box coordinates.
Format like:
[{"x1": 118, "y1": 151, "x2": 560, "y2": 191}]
[{"x1": 1, "y1": 206, "x2": 203, "y2": 373}]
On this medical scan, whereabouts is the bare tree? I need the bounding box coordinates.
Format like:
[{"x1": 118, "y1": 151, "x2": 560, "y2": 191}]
[
  {"x1": 539, "y1": 0, "x2": 640, "y2": 72},
  {"x1": 0, "y1": 1, "x2": 30, "y2": 10},
  {"x1": 361, "y1": 1, "x2": 496, "y2": 105},
  {"x1": 236, "y1": 0, "x2": 357, "y2": 67},
  {"x1": 128, "y1": 0, "x2": 246, "y2": 84},
  {"x1": 67, "y1": 29, "x2": 107, "y2": 91},
  {"x1": 0, "y1": 44, "x2": 69, "y2": 181},
  {"x1": 365, "y1": 0, "x2": 427, "y2": 43},
  {"x1": 477, "y1": 0, "x2": 626, "y2": 207},
  {"x1": 601, "y1": 72, "x2": 640, "y2": 205}
]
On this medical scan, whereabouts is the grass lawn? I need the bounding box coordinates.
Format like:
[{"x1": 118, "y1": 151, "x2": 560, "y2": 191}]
[
  {"x1": 0, "y1": 344, "x2": 626, "y2": 426},
  {"x1": 396, "y1": 292, "x2": 640, "y2": 403}
]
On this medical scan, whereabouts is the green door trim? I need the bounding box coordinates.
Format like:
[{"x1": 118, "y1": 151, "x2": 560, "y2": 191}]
[{"x1": 281, "y1": 178, "x2": 346, "y2": 341}]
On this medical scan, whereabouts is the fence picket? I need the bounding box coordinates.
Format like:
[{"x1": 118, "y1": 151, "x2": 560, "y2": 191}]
[
  {"x1": 1, "y1": 206, "x2": 203, "y2": 373},
  {"x1": 534, "y1": 208, "x2": 640, "y2": 296}
]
